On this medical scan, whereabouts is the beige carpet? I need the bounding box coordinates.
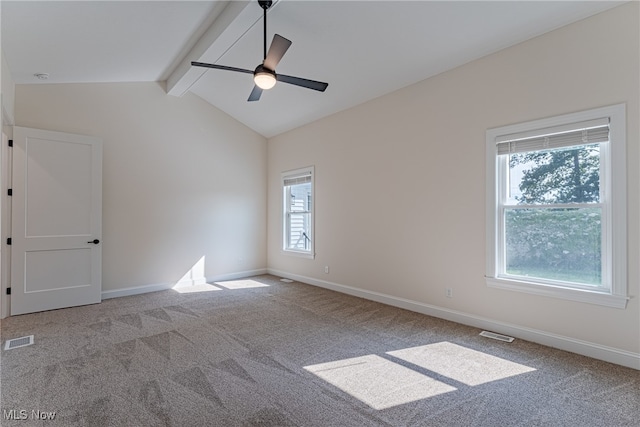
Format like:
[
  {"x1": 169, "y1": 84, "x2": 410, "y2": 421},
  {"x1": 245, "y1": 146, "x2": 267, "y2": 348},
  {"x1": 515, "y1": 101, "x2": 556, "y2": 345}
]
[{"x1": 1, "y1": 275, "x2": 638, "y2": 426}]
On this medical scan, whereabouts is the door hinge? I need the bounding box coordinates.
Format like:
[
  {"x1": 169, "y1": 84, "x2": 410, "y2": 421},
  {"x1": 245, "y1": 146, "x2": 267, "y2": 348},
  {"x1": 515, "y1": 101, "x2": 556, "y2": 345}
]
[
  {"x1": 8, "y1": 139, "x2": 13, "y2": 147},
  {"x1": 6, "y1": 238, "x2": 11, "y2": 245},
  {"x1": 7, "y1": 189, "x2": 12, "y2": 196},
  {"x1": 6, "y1": 287, "x2": 11, "y2": 295}
]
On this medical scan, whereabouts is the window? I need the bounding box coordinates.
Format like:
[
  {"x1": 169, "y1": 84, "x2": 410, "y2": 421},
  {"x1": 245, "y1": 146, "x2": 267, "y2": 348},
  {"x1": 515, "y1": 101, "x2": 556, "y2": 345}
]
[
  {"x1": 282, "y1": 166, "x2": 314, "y2": 258},
  {"x1": 486, "y1": 104, "x2": 627, "y2": 308}
]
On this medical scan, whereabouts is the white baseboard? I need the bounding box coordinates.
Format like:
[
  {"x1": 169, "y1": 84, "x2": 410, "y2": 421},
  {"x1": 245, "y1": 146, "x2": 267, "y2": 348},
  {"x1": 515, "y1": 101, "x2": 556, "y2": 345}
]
[
  {"x1": 268, "y1": 269, "x2": 640, "y2": 370},
  {"x1": 101, "y1": 268, "x2": 268, "y2": 300},
  {"x1": 101, "y1": 281, "x2": 174, "y2": 300}
]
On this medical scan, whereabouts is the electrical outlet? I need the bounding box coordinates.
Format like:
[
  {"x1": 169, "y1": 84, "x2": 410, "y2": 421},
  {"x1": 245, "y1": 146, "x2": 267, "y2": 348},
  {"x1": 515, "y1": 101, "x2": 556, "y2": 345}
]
[
  {"x1": 324, "y1": 266, "x2": 330, "y2": 274},
  {"x1": 446, "y1": 288, "x2": 453, "y2": 298}
]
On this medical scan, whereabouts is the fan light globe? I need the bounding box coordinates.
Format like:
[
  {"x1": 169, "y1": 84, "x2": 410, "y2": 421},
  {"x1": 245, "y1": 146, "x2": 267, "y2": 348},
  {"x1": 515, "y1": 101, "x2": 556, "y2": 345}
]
[{"x1": 254, "y1": 72, "x2": 276, "y2": 90}]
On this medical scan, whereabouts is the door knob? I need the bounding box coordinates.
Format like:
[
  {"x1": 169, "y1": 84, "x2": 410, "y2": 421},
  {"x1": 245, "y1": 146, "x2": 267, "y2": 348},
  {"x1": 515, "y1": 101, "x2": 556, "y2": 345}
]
[{"x1": 87, "y1": 239, "x2": 100, "y2": 244}]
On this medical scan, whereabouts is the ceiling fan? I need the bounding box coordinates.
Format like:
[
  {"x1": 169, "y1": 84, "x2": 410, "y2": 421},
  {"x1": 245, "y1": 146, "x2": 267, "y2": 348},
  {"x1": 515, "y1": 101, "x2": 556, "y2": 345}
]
[{"x1": 191, "y1": 0, "x2": 329, "y2": 102}]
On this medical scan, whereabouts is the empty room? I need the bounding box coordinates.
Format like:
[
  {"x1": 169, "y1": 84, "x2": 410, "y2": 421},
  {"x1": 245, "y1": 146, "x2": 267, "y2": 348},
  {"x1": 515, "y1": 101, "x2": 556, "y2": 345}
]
[{"x1": 0, "y1": 1, "x2": 638, "y2": 426}]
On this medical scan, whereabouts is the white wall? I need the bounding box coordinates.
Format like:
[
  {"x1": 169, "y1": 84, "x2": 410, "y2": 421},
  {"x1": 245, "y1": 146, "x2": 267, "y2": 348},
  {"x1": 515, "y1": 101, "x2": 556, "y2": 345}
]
[
  {"x1": 267, "y1": 3, "x2": 639, "y2": 365},
  {"x1": 15, "y1": 82, "x2": 267, "y2": 293}
]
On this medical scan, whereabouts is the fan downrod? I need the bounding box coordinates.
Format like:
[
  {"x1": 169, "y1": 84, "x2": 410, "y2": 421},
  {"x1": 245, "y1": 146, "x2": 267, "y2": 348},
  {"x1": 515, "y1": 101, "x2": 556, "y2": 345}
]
[{"x1": 258, "y1": 0, "x2": 273, "y2": 60}]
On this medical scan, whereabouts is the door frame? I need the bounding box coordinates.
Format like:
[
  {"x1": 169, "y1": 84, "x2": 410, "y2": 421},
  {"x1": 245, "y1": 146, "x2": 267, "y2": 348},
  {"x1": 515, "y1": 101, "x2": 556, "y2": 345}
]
[{"x1": 1, "y1": 125, "x2": 13, "y2": 319}]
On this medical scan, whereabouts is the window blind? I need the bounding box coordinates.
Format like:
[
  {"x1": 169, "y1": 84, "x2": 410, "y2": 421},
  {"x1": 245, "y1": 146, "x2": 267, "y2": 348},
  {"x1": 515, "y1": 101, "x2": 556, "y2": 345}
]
[
  {"x1": 496, "y1": 117, "x2": 609, "y2": 155},
  {"x1": 284, "y1": 174, "x2": 312, "y2": 186}
]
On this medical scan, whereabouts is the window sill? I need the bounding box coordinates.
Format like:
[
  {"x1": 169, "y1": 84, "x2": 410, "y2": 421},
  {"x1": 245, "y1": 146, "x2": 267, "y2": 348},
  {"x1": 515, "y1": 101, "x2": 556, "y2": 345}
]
[
  {"x1": 486, "y1": 276, "x2": 629, "y2": 309},
  {"x1": 282, "y1": 249, "x2": 315, "y2": 259}
]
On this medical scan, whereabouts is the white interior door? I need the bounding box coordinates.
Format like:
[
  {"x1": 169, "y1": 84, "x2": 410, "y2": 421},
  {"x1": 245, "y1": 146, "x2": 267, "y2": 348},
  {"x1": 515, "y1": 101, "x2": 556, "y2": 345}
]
[{"x1": 11, "y1": 126, "x2": 102, "y2": 315}]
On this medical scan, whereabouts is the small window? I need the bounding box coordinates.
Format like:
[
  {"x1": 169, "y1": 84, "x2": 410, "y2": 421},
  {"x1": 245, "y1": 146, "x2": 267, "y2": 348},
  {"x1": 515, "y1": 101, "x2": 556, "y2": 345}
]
[
  {"x1": 486, "y1": 104, "x2": 627, "y2": 308},
  {"x1": 282, "y1": 166, "x2": 314, "y2": 258}
]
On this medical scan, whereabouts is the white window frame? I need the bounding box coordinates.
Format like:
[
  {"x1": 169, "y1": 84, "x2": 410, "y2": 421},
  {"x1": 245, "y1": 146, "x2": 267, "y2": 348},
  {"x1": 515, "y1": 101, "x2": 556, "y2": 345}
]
[
  {"x1": 486, "y1": 104, "x2": 628, "y2": 309},
  {"x1": 282, "y1": 166, "x2": 315, "y2": 259}
]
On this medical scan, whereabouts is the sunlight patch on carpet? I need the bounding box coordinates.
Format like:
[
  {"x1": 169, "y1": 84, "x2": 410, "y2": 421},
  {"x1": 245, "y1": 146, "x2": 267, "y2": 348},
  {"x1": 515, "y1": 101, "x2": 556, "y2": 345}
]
[
  {"x1": 387, "y1": 341, "x2": 536, "y2": 386},
  {"x1": 173, "y1": 283, "x2": 223, "y2": 294},
  {"x1": 215, "y1": 279, "x2": 270, "y2": 290},
  {"x1": 305, "y1": 354, "x2": 456, "y2": 410}
]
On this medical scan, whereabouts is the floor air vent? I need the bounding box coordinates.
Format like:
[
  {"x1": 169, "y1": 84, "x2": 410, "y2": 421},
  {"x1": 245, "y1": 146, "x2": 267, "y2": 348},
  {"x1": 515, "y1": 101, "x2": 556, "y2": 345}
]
[
  {"x1": 480, "y1": 331, "x2": 514, "y2": 343},
  {"x1": 4, "y1": 335, "x2": 34, "y2": 350},
  {"x1": 280, "y1": 279, "x2": 294, "y2": 283}
]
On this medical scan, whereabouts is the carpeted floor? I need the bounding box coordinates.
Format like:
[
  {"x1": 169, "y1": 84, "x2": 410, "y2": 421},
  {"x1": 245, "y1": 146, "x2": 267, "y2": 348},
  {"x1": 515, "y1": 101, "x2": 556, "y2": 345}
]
[{"x1": 0, "y1": 275, "x2": 638, "y2": 426}]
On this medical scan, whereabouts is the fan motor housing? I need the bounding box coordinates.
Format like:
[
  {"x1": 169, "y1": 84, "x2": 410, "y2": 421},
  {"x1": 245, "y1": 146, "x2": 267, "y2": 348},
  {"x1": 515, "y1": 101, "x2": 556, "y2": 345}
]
[{"x1": 254, "y1": 64, "x2": 275, "y2": 76}]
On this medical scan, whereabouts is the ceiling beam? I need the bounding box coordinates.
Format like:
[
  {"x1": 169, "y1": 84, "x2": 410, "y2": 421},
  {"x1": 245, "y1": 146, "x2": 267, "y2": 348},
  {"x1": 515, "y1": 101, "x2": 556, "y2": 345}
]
[{"x1": 165, "y1": 0, "x2": 265, "y2": 97}]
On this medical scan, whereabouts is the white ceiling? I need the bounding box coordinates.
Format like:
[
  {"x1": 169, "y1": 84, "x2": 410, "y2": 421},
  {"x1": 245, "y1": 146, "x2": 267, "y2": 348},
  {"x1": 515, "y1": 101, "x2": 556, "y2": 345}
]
[{"x1": 1, "y1": 1, "x2": 624, "y2": 138}]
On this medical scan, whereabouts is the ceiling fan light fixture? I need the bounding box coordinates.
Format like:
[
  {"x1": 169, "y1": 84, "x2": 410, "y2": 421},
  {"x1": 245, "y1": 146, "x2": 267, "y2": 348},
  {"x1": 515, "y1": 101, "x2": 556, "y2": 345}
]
[
  {"x1": 190, "y1": 0, "x2": 327, "y2": 101},
  {"x1": 254, "y1": 70, "x2": 276, "y2": 90}
]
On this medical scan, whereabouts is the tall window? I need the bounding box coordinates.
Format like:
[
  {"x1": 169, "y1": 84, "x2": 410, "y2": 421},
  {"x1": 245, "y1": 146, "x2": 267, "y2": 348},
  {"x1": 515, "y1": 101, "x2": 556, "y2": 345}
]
[
  {"x1": 486, "y1": 104, "x2": 627, "y2": 308},
  {"x1": 282, "y1": 166, "x2": 314, "y2": 257}
]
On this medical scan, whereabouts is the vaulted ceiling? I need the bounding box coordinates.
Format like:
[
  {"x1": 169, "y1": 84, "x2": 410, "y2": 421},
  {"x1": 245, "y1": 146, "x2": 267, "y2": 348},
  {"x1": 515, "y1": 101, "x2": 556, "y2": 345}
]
[{"x1": 1, "y1": 1, "x2": 624, "y2": 137}]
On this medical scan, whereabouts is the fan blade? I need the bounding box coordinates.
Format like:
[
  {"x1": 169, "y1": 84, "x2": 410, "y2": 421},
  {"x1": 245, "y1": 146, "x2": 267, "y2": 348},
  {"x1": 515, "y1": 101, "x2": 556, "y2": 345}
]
[
  {"x1": 191, "y1": 62, "x2": 254, "y2": 75},
  {"x1": 248, "y1": 85, "x2": 263, "y2": 102},
  {"x1": 263, "y1": 34, "x2": 292, "y2": 71},
  {"x1": 277, "y1": 74, "x2": 328, "y2": 92}
]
